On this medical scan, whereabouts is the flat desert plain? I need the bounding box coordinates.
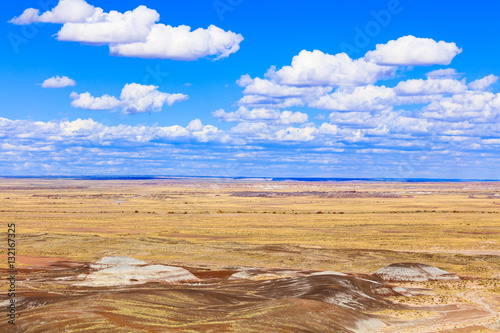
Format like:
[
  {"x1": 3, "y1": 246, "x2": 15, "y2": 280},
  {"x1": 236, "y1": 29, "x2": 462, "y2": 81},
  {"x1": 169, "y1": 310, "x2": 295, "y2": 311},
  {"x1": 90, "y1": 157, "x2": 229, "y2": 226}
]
[{"x1": 1, "y1": 178, "x2": 500, "y2": 332}]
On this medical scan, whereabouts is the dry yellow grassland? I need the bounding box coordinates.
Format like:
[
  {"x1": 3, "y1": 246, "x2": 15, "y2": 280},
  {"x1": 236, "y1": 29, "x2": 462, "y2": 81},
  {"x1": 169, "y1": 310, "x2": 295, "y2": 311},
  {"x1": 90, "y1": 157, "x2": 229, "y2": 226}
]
[
  {"x1": 1, "y1": 179, "x2": 499, "y2": 332},
  {"x1": 1, "y1": 179, "x2": 498, "y2": 276}
]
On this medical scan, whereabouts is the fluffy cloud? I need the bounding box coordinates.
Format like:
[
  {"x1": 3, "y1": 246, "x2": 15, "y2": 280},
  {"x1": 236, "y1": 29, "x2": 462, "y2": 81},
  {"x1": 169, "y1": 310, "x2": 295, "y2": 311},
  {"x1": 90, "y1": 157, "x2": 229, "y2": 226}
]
[
  {"x1": 70, "y1": 83, "x2": 188, "y2": 114},
  {"x1": 422, "y1": 91, "x2": 500, "y2": 122},
  {"x1": 229, "y1": 122, "x2": 318, "y2": 142},
  {"x1": 70, "y1": 92, "x2": 122, "y2": 110},
  {"x1": 233, "y1": 37, "x2": 467, "y2": 113},
  {"x1": 275, "y1": 126, "x2": 316, "y2": 142},
  {"x1": 10, "y1": 0, "x2": 243, "y2": 61},
  {"x1": 468, "y1": 75, "x2": 499, "y2": 91},
  {"x1": 0, "y1": 117, "x2": 218, "y2": 145},
  {"x1": 1, "y1": 111, "x2": 499, "y2": 178},
  {"x1": 226, "y1": 36, "x2": 499, "y2": 161},
  {"x1": 229, "y1": 122, "x2": 270, "y2": 135},
  {"x1": 237, "y1": 95, "x2": 305, "y2": 109},
  {"x1": 394, "y1": 78, "x2": 467, "y2": 96},
  {"x1": 119, "y1": 83, "x2": 188, "y2": 114},
  {"x1": 237, "y1": 75, "x2": 332, "y2": 98},
  {"x1": 327, "y1": 110, "x2": 435, "y2": 136},
  {"x1": 186, "y1": 119, "x2": 224, "y2": 143},
  {"x1": 426, "y1": 68, "x2": 462, "y2": 79},
  {"x1": 364, "y1": 36, "x2": 462, "y2": 66},
  {"x1": 309, "y1": 85, "x2": 396, "y2": 111},
  {"x1": 2, "y1": 30, "x2": 499, "y2": 177},
  {"x1": 271, "y1": 50, "x2": 394, "y2": 87},
  {"x1": 213, "y1": 107, "x2": 308, "y2": 124},
  {"x1": 234, "y1": 49, "x2": 396, "y2": 110},
  {"x1": 9, "y1": 0, "x2": 96, "y2": 25},
  {"x1": 109, "y1": 24, "x2": 243, "y2": 60},
  {"x1": 9, "y1": 8, "x2": 43, "y2": 25},
  {"x1": 279, "y1": 110, "x2": 309, "y2": 124},
  {"x1": 329, "y1": 111, "x2": 378, "y2": 126},
  {"x1": 57, "y1": 5, "x2": 159, "y2": 44},
  {"x1": 317, "y1": 123, "x2": 338, "y2": 136},
  {"x1": 213, "y1": 107, "x2": 278, "y2": 122},
  {"x1": 3, "y1": 114, "x2": 494, "y2": 150},
  {"x1": 41, "y1": 76, "x2": 76, "y2": 88}
]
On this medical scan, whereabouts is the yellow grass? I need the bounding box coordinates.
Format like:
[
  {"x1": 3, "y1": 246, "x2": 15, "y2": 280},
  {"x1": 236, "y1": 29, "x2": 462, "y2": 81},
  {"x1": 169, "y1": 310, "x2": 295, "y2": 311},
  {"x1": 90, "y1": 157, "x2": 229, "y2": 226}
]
[{"x1": 1, "y1": 178, "x2": 499, "y2": 278}]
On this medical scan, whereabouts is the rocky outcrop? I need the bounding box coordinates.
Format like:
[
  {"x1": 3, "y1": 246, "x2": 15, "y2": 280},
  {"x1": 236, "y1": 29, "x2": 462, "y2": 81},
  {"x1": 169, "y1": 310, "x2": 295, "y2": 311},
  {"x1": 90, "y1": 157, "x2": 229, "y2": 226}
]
[
  {"x1": 90, "y1": 256, "x2": 148, "y2": 269},
  {"x1": 309, "y1": 270, "x2": 347, "y2": 277},
  {"x1": 229, "y1": 269, "x2": 303, "y2": 280},
  {"x1": 77, "y1": 257, "x2": 199, "y2": 287},
  {"x1": 373, "y1": 263, "x2": 460, "y2": 282}
]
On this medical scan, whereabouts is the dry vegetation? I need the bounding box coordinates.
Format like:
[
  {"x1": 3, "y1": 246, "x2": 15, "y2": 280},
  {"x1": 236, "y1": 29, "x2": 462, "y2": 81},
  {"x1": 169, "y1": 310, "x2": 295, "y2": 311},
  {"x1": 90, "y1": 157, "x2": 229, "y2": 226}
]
[{"x1": 1, "y1": 178, "x2": 499, "y2": 332}]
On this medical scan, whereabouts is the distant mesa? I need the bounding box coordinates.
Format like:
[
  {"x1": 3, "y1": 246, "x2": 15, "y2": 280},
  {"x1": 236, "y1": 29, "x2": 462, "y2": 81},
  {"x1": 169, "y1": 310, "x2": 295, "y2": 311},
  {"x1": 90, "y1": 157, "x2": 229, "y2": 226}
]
[
  {"x1": 230, "y1": 190, "x2": 412, "y2": 198},
  {"x1": 78, "y1": 256, "x2": 199, "y2": 287},
  {"x1": 373, "y1": 263, "x2": 460, "y2": 282}
]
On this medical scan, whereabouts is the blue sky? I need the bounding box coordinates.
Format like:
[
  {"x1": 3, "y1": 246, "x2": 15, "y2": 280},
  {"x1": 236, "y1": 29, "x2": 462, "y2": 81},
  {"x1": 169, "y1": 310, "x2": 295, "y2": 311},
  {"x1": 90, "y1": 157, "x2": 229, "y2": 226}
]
[{"x1": 1, "y1": 0, "x2": 499, "y2": 178}]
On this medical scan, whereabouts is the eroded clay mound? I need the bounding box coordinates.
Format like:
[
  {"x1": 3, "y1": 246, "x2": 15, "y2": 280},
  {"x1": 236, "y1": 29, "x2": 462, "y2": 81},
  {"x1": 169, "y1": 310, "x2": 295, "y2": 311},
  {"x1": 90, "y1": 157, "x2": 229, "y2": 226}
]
[
  {"x1": 78, "y1": 257, "x2": 199, "y2": 286},
  {"x1": 309, "y1": 270, "x2": 347, "y2": 277},
  {"x1": 373, "y1": 263, "x2": 460, "y2": 282},
  {"x1": 229, "y1": 269, "x2": 304, "y2": 280},
  {"x1": 248, "y1": 274, "x2": 401, "y2": 312},
  {"x1": 90, "y1": 256, "x2": 148, "y2": 269}
]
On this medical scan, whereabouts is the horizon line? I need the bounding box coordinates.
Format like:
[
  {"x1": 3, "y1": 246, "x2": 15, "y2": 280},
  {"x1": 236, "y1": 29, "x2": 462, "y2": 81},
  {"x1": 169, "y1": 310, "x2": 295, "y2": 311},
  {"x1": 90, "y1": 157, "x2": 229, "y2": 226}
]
[{"x1": 0, "y1": 175, "x2": 499, "y2": 182}]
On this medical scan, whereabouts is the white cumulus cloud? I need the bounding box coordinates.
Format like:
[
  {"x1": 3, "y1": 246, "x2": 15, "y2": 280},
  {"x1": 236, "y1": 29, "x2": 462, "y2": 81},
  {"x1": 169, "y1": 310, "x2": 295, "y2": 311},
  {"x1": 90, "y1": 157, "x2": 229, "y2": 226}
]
[
  {"x1": 275, "y1": 126, "x2": 316, "y2": 142},
  {"x1": 109, "y1": 24, "x2": 243, "y2": 60},
  {"x1": 422, "y1": 91, "x2": 500, "y2": 122},
  {"x1": 272, "y1": 50, "x2": 394, "y2": 87},
  {"x1": 119, "y1": 83, "x2": 188, "y2": 114},
  {"x1": 364, "y1": 35, "x2": 462, "y2": 66},
  {"x1": 425, "y1": 68, "x2": 462, "y2": 79},
  {"x1": 57, "y1": 5, "x2": 159, "y2": 44},
  {"x1": 468, "y1": 74, "x2": 499, "y2": 91},
  {"x1": 237, "y1": 75, "x2": 332, "y2": 98},
  {"x1": 70, "y1": 92, "x2": 123, "y2": 110},
  {"x1": 279, "y1": 110, "x2": 308, "y2": 124},
  {"x1": 9, "y1": 0, "x2": 96, "y2": 25},
  {"x1": 41, "y1": 76, "x2": 76, "y2": 88},
  {"x1": 213, "y1": 107, "x2": 308, "y2": 124},
  {"x1": 394, "y1": 78, "x2": 467, "y2": 96},
  {"x1": 9, "y1": 0, "x2": 243, "y2": 61},
  {"x1": 309, "y1": 85, "x2": 396, "y2": 111},
  {"x1": 70, "y1": 83, "x2": 188, "y2": 114}
]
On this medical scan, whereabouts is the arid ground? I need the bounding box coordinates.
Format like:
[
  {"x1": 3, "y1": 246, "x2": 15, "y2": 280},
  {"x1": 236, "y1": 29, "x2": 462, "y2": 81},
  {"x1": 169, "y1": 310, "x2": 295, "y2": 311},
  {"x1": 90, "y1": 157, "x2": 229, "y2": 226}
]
[{"x1": 1, "y1": 178, "x2": 500, "y2": 332}]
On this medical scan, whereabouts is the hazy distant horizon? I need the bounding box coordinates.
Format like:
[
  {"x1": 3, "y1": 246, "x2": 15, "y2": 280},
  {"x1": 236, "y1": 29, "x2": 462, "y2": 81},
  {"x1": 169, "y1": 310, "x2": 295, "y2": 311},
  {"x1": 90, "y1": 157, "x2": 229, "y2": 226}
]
[{"x1": 1, "y1": 175, "x2": 499, "y2": 182}]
